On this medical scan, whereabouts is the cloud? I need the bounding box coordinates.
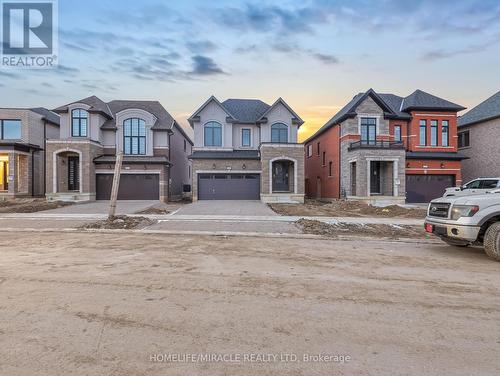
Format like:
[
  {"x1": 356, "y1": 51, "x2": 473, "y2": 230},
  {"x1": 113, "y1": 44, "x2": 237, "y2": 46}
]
[
  {"x1": 190, "y1": 55, "x2": 226, "y2": 76},
  {"x1": 312, "y1": 53, "x2": 339, "y2": 64},
  {"x1": 0, "y1": 71, "x2": 19, "y2": 78},
  {"x1": 421, "y1": 34, "x2": 500, "y2": 61},
  {"x1": 186, "y1": 40, "x2": 218, "y2": 53}
]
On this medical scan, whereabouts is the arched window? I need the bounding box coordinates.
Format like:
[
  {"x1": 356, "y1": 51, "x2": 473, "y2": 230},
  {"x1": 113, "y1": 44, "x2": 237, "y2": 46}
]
[
  {"x1": 271, "y1": 123, "x2": 288, "y2": 143},
  {"x1": 123, "y1": 118, "x2": 146, "y2": 155},
  {"x1": 71, "y1": 109, "x2": 88, "y2": 137},
  {"x1": 204, "y1": 121, "x2": 222, "y2": 147}
]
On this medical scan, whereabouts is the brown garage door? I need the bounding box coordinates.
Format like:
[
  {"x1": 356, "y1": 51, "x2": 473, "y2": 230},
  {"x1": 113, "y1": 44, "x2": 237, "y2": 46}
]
[
  {"x1": 198, "y1": 173, "x2": 260, "y2": 200},
  {"x1": 96, "y1": 174, "x2": 159, "y2": 200},
  {"x1": 406, "y1": 174, "x2": 455, "y2": 203}
]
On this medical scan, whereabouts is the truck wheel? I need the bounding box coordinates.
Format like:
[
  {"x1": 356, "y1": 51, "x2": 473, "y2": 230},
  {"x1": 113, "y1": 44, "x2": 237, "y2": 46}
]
[
  {"x1": 484, "y1": 222, "x2": 500, "y2": 261},
  {"x1": 441, "y1": 238, "x2": 469, "y2": 247}
]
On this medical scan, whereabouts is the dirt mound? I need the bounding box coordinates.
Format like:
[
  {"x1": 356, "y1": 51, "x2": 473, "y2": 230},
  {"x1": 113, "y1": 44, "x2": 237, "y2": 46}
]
[
  {"x1": 296, "y1": 219, "x2": 427, "y2": 239},
  {"x1": 81, "y1": 215, "x2": 155, "y2": 230},
  {"x1": 0, "y1": 199, "x2": 72, "y2": 213},
  {"x1": 271, "y1": 199, "x2": 426, "y2": 218}
]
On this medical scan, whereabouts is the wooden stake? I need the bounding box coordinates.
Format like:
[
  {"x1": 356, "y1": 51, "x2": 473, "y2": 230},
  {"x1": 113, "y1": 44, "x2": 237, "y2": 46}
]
[{"x1": 108, "y1": 151, "x2": 123, "y2": 219}]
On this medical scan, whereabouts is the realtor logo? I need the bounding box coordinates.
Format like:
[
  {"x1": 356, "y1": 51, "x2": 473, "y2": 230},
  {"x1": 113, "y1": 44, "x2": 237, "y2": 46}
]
[{"x1": 1, "y1": 0, "x2": 58, "y2": 68}]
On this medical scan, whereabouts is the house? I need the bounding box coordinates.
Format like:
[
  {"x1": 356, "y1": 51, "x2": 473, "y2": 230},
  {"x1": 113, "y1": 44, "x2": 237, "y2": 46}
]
[
  {"x1": 0, "y1": 107, "x2": 60, "y2": 198},
  {"x1": 457, "y1": 90, "x2": 500, "y2": 183},
  {"x1": 188, "y1": 96, "x2": 305, "y2": 203},
  {"x1": 304, "y1": 89, "x2": 467, "y2": 204},
  {"x1": 47, "y1": 96, "x2": 192, "y2": 202}
]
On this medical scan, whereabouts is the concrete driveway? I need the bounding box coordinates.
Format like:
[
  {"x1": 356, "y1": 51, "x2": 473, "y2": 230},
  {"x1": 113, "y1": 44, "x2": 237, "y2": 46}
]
[
  {"x1": 41, "y1": 200, "x2": 159, "y2": 215},
  {"x1": 173, "y1": 200, "x2": 277, "y2": 216}
]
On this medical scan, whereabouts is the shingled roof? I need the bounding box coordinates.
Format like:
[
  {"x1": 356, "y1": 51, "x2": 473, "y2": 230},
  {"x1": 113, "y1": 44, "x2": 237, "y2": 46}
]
[
  {"x1": 305, "y1": 89, "x2": 465, "y2": 143},
  {"x1": 53, "y1": 95, "x2": 113, "y2": 118},
  {"x1": 458, "y1": 90, "x2": 500, "y2": 127},
  {"x1": 30, "y1": 107, "x2": 60, "y2": 125},
  {"x1": 222, "y1": 99, "x2": 270, "y2": 123},
  {"x1": 103, "y1": 100, "x2": 175, "y2": 131}
]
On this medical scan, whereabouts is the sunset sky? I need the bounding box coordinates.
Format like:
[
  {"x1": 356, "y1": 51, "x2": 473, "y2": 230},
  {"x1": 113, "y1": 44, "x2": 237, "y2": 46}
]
[{"x1": 1, "y1": 0, "x2": 500, "y2": 141}]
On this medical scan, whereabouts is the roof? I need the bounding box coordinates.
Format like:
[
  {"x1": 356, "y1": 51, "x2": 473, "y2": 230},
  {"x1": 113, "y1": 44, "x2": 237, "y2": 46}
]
[
  {"x1": 402, "y1": 89, "x2": 465, "y2": 112},
  {"x1": 458, "y1": 91, "x2": 500, "y2": 127},
  {"x1": 53, "y1": 95, "x2": 113, "y2": 118},
  {"x1": 93, "y1": 155, "x2": 171, "y2": 164},
  {"x1": 405, "y1": 151, "x2": 469, "y2": 160},
  {"x1": 30, "y1": 107, "x2": 60, "y2": 125},
  {"x1": 189, "y1": 96, "x2": 303, "y2": 126},
  {"x1": 305, "y1": 89, "x2": 465, "y2": 143},
  {"x1": 103, "y1": 100, "x2": 175, "y2": 131},
  {"x1": 189, "y1": 150, "x2": 260, "y2": 160},
  {"x1": 222, "y1": 99, "x2": 270, "y2": 123}
]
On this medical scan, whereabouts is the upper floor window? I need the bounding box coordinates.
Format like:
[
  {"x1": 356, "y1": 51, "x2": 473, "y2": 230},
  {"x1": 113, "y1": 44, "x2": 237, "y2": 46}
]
[
  {"x1": 71, "y1": 109, "x2": 88, "y2": 137},
  {"x1": 307, "y1": 144, "x2": 313, "y2": 157},
  {"x1": 442, "y1": 120, "x2": 449, "y2": 147},
  {"x1": 184, "y1": 139, "x2": 187, "y2": 152},
  {"x1": 0, "y1": 119, "x2": 22, "y2": 139},
  {"x1": 242, "y1": 128, "x2": 251, "y2": 147},
  {"x1": 458, "y1": 130, "x2": 470, "y2": 148},
  {"x1": 394, "y1": 125, "x2": 402, "y2": 142},
  {"x1": 328, "y1": 161, "x2": 333, "y2": 177},
  {"x1": 204, "y1": 121, "x2": 222, "y2": 147},
  {"x1": 322, "y1": 151, "x2": 326, "y2": 166},
  {"x1": 419, "y1": 120, "x2": 427, "y2": 146},
  {"x1": 360, "y1": 117, "x2": 376, "y2": 144},
  {"x1": 317, "y1": 142, "x2": 320, "y2": 155},
  {"x1": 123, "y1": 118, "x2": 146, "y2": 155},
  {"x1": 271, "y1": 123, "x2": 288, "y2": 143},
  {"x1": 430, "y1": 120, "x2": 438, "y2": 146}
]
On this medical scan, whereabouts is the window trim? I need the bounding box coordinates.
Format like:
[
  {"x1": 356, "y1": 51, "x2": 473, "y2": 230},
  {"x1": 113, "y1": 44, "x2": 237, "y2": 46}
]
[
  {"x1": 203, "y1": 121, "x2": 223, "y2": 147},
  {"x1": 419, "y1": 119, "x2": 427, "y2": 146},
  {"x1": 307, "y1": 144, "x2": 313, "y2": 158},
  {"x1": 71, "y1": 108, "x2": 89, "y2": 138},
  {"x1": 0, "y1": 119, "x2": 22, "y2": 140},
  {"x1": 360, "y1": 117, "x2": 377, "y2": 145},
  {"x1": 441, "y1": 120, "x2": 449, "y2": 147},
  {"x1": 241, "y1": 128, "x2": 252, "y2": 148},
  {"x1": 123, "y1": 118, "x2": 147, "y2": 155},
  {"x1": 270, "y1": 122, "x2": 288, "y2": 144}
]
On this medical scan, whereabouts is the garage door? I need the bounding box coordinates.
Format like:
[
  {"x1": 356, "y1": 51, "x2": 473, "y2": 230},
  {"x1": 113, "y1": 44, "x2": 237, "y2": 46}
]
[
  {"x1": 96, "y1": 174, "x2": 159, "y2": 200},
  {"x1": 198, "y1": 174, "x2": 260, "y2": 200},
  {"x1": 406, "y1": 174, "x2": 455, "y2": 203}
]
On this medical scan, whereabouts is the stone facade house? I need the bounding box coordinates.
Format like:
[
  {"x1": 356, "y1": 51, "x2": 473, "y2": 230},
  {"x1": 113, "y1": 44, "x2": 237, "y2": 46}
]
[
  {"x1": 304, "y1": 89, "x2": 467, "y2": 204},
  {"x1": 0, "y1": 107, "x2": 59, "y2": 198},
  {"x1": 188, "y1": 96, "x2": 305, "y2": 203},
  {"x1": 457, "y1": 90, "x2": 500, "y2": 183},
  {"x1": 47, "y1": 96, "x2": 192, "y2": 202}
]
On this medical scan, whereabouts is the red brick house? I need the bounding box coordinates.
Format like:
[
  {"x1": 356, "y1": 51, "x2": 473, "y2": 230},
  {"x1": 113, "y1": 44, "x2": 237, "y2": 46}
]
[{"x1": 304, "y1": 89, "x2": 467, "y2": 203}]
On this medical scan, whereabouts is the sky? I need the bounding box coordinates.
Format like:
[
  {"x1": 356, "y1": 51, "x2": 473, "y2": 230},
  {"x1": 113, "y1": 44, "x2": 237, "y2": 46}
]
[{"x1": 1, "y1": 0, "x2": 500, "y2": 141}]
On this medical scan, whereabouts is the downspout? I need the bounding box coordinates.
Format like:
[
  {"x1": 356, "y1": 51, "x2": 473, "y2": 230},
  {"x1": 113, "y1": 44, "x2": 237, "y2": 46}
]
[
  {"x1": 167, "y1": 130, "x2": 172, "y2": 201},
  {"x1": 43, "y1": 120, "x2": 47, "y2": 197},
  {"x1": 31, "y1": 149, "x2": 35, "y2": 197}
]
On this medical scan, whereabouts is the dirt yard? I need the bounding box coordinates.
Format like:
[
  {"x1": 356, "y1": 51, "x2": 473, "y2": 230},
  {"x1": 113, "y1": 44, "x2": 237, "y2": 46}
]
[
  {"x1": 296, "y1": 219, "x2": 427, "y2": 239},
  {"x1": 0, "y1": 231, "x2": 499, "y2": 375},
  {"x1": 81, "y1": 215, "x2": 156, "y2": 230},
  {"x1": 0, "y1": 198, "x2": 72, "y2": 213},
  {"x1": 270, "y1": 199, "x2": 427, "y2": 218}
]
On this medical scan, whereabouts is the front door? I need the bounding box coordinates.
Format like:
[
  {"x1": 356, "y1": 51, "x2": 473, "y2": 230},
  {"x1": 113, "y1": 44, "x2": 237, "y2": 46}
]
[
  {"x1": 272, "y1": 161, "x2": 290, "y2": 192},
  {"x1": 350, "y1": 162, "x2": 356, "y2": 196},
  {"x1": 370, "y1": 161, "x2": 381, "y2": 194},
  {"x1": 67, "y1": 156, "x2": 79, "y2": 191}
]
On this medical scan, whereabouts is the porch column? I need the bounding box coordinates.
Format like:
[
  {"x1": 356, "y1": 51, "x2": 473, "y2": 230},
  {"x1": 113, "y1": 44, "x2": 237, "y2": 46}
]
[
  {"x1": 366, "y1": 159, "x2": 371, "y2": 197},
  {"x1": 8, "y1": 152, "x2": 17, "y2": 195}
]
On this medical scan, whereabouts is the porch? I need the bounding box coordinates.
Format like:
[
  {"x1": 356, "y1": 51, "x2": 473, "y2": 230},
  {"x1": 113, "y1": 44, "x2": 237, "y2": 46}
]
[{"x1": 0, "y1": 152, "x2": 31, "y2": 198}]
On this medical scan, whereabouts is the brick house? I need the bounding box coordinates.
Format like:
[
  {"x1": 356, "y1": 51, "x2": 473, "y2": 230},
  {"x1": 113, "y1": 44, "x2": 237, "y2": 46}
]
[
  {"x1": 457, "y1": 90, "x2": 500, "y2": 183},
  {"x1": 304, "y1": 89, "x2": 467, "y2": 203},
  {"x1": 47, "y1": 96, "x2": 192, "y2": 202},
  {"x1": 188, "y1": 96, "x2": 305, "y2": 203},
  {"x1": 0, "y1": 107, "x2": 59, "y2": 198}
]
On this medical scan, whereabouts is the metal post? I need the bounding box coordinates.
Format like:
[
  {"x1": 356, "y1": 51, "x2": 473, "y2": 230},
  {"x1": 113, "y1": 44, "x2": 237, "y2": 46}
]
[{"x1": 108, "y1": 152, "x2": 123, "y2": 219}]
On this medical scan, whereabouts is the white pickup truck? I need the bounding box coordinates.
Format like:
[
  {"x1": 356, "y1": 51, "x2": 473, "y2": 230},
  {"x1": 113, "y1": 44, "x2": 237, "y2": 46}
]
[
  {"x1": 424, "y1": 189, "x2": 500, "y2": 261},
  {"x1": 444, "y1": 178, "x2": 500, "y2": 197}
]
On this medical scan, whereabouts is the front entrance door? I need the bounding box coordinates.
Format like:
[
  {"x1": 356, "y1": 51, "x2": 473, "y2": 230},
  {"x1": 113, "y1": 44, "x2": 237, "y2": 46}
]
[
  {"x1": 350, "y1": 162, "x2": 356, "y2": 196},
  {"x1": 272, "y1": 161, "x2": 290, "y2": 192},
  {"x1": 67, "y1": 156, "x2": 79, "y2": 191},
  {"x1": 370, "y1": 161, "x2": 381, "y2": 194},
  {"x1": 0, "y1": 161, "x2": 8, "y2": 191}
]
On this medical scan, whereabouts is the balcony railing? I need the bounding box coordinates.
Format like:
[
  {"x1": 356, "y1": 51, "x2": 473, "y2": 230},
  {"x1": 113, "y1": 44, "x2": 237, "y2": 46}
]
[{"x1": 348, "y1": 140, "x2": 405, "y2": 150}]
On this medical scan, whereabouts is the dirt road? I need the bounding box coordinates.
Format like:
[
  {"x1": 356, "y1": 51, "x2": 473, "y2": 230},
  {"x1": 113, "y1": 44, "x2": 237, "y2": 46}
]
[{"x1": 0, "y1": 232, "x2": 499, "y2": 375}]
